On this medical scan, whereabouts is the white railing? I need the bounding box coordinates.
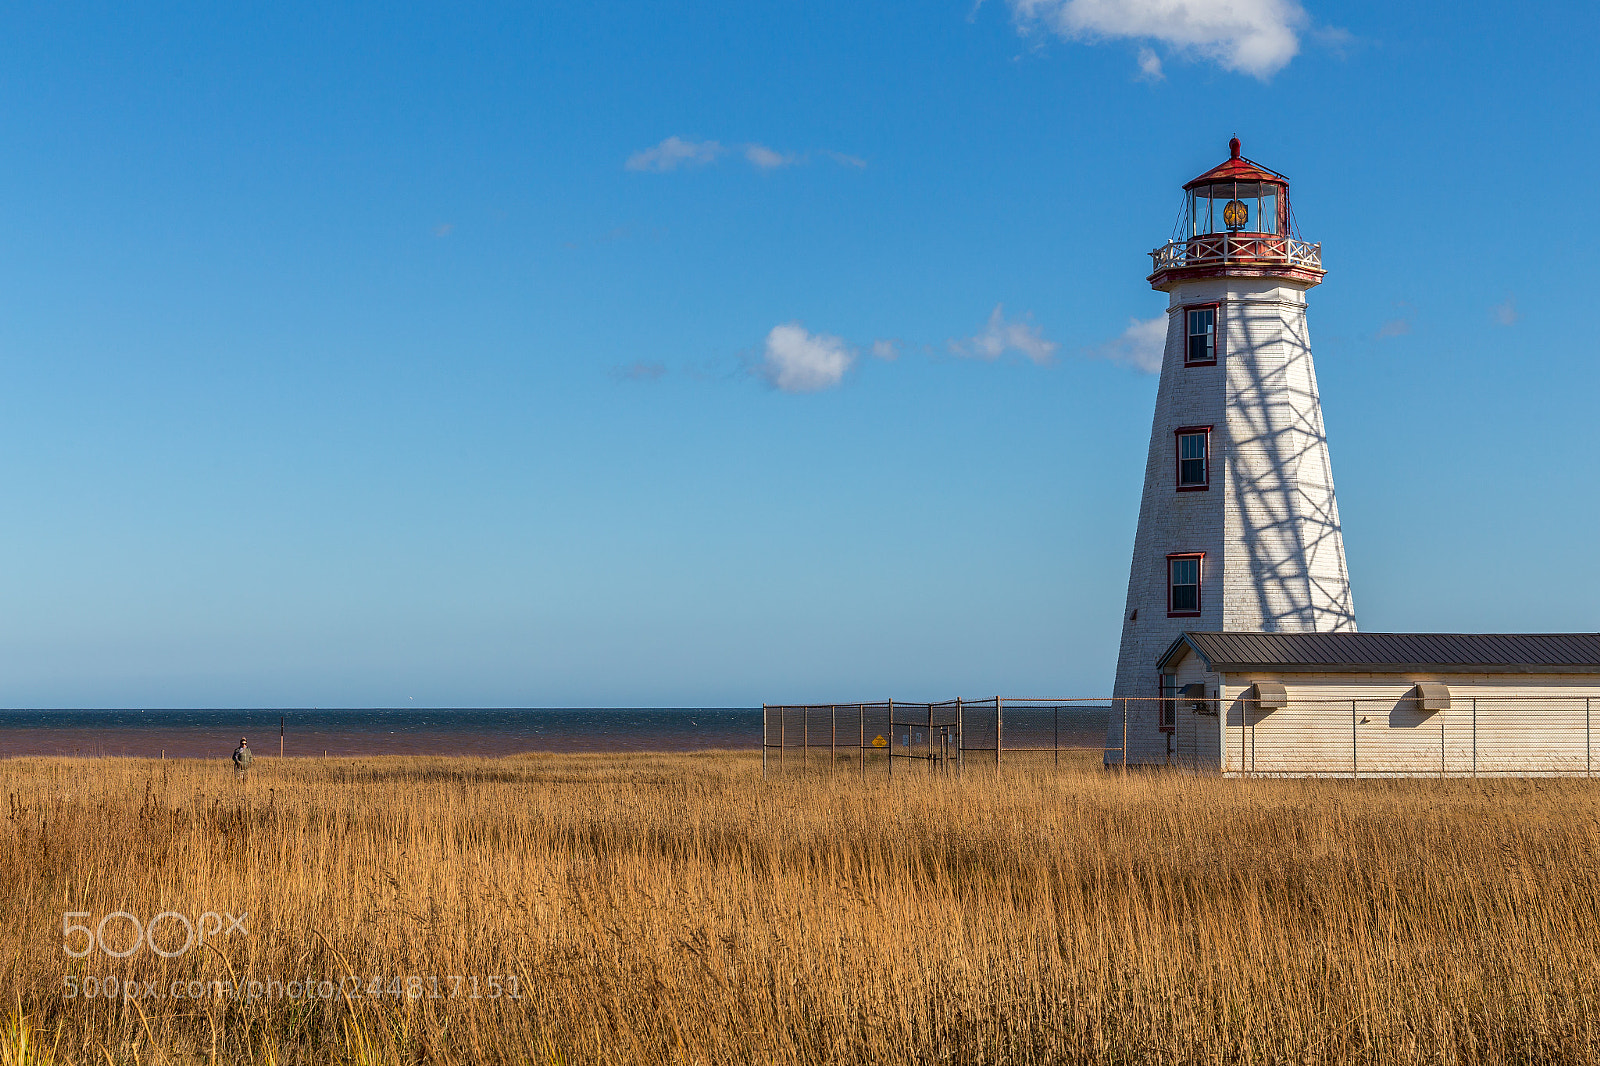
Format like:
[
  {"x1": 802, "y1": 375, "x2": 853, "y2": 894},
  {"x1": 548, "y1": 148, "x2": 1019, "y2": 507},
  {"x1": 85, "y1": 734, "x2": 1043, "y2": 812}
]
[{"x1": 1150, "y1": 234, "x2": 1322, "y2": 272}]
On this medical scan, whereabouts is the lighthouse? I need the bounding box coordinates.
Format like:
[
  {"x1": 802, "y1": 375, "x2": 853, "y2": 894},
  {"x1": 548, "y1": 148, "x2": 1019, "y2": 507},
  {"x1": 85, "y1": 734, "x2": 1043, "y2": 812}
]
[{"x1": 1109, "y1": 139, "x2": 1356, "y2": 765}]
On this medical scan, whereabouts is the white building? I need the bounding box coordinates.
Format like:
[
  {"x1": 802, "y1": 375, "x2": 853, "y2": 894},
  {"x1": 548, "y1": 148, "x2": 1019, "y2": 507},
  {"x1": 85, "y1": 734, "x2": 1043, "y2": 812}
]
[
  {"x1": 1158, "y1": 631, "x2": 1600, "y2": 777},
  {"x1": 1109, "y1": 139, "x2": 1357, "y2": 765}
]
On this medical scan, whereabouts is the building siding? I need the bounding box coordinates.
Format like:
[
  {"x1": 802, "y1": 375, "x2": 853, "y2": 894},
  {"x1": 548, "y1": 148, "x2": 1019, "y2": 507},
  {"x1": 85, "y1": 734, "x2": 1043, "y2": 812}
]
[{"x1": 1202, "y1": 667, "x2": 1600, "y2": 776}]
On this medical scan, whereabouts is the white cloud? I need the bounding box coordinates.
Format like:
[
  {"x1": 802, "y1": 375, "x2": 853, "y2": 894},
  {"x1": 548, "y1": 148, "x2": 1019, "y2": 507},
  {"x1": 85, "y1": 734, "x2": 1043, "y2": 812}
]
[
  {"x1": 745, "y1": 144, "x2": 800, "y2": 170},
  {"x1": 1491, "y1": 297, "x2": 1519, "y2": 326},
  {"x1": 628, "y1": 137, "x2": 864, "y2": 173},
  {"x1": 1096, "y1": 315, "x2": 1167, "y2": 372},
  {"x1": 625, "y1": 137, "x2": 725, "y2": 172},
  {"x1": 871, "y1": 339, "x2": 900, "y2": 361},
  {"x1": 1310, "y1": 24, "x2": 1356, "y2": 56},
  {"x1": 1136, "y1": 46, "x2": 1164, "y2": 80},
  {"x1": 761, "y1": 323, "x2": 857, "y2": 393},
  {"x1": 1009, "y1": 0, "x2": 1307, "y2": 79},
  {"x1": 1376, "y1": 317, "x2": 1411, "y2": 339},
  {"x1": 951, "y1": 304, "x2": 1058, "y2": 365}
]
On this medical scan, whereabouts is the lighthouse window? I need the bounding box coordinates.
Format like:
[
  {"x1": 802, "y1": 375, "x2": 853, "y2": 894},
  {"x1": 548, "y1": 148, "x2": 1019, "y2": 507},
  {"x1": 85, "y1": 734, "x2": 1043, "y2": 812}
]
[
  {"x1": 1176, "y1": 428, "x2": 1211, "y2": 490},
  {"x1": 1189, "y1": 183, "x2": 1284, "y2": 236},
  {"x1": 1167, "y1": 554, "x2": 1202, "y2": 616},
  {"x1": 1186, "y1": 307, "x2": 1217, "y2": 365}
]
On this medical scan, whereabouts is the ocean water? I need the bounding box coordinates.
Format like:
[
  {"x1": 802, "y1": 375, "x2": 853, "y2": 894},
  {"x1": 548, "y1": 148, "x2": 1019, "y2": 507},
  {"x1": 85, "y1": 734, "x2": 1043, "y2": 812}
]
[
  {"x1": 0, "y1": 708, "x2": 762, "y2": 758},
  {"x1": 0, "y1": 704, "x2": 1114, "y2": 759}
]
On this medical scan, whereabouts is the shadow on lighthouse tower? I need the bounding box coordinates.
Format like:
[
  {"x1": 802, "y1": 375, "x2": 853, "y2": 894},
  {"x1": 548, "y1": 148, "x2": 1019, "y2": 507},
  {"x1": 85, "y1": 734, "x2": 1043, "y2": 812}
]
[{"x1": 1108, "y1": 138, "x2": 1357, "y2": 766}]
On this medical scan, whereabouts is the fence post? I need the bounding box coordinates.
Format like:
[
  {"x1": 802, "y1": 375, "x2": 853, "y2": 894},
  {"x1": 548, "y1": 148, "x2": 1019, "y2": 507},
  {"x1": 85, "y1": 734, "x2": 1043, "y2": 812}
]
[
  {"x1": 1472, "y1": 698, "x2": 1477, "y2": 778},
  {"x1": 803, "y1": 705, "x2": 809, "y2": 772},
  {"x1": 1122, "y1": 698, "x2": 1128, "y2": 772},
  {"x1": 996, "y1": 697, "x2": 1003, "y2": 775},
  {"x1": 762, "y1": 704, "x2": 768, "y2": 781},
  {"x1": 1235, "y1": 699, "x2": 1243, "y2": 778},
  {"x1": 1054, "y1": 703, "x2": 1059, "y2": 770},
  {"x1": 1587, "y1": 698, "x2": 1591, "y2": 779},
  {"x1": 831, "y1": 704, "x2": 837, "y2": 770},
  {"x1": 887, "y1": 698, "x2": 894, "y2": 781},
  {"x1": 859, "y1": 703, "x2": 866, "y2": 784},
  {"x1": 1244, "y1": 700, "x2": 1252, "y2": 778},
  {"x1": 780, "y1": 705, "x2": 786, "y2": 775},
  {"x1": 1351, "y1": 699, "x2": 1358, "y2": 779},
  {"x1": 957, "y1": 697, "x2": 965, "y2": 779}
]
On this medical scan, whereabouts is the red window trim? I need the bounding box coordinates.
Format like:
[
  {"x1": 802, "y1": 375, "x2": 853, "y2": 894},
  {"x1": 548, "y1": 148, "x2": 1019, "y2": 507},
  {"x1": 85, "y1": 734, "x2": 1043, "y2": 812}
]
[
  {"x1": 1174, "y1": 425, "x2": 1213, "y2": 492},
  {"x1": 1166, "y1": 551, "x2": 1204, "y2": 618},
  {"x1": 1183, "y1": 302, "x2": 1220, "y2": 366}
]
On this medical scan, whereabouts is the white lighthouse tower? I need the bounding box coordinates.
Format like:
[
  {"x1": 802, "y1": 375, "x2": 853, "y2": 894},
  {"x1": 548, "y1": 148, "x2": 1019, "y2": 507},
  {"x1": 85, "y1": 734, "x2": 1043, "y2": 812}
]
[{"x1": 1109, "y1": 139, "x2": 1356, "y2": 764}]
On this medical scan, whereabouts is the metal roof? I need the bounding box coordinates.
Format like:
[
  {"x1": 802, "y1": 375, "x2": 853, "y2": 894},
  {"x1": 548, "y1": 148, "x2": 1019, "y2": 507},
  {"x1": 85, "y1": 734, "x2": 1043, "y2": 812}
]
[
  {"x1": 1158, "y1": 632, "x2": 1600, "y2": 675},
  {"x1": 1183, "y1": 138, "x2": 1290, "y2": 190}
]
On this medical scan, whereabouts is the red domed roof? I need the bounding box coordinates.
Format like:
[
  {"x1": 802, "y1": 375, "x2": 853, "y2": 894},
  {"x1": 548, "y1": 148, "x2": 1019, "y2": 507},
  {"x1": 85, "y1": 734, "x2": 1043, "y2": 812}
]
[{"x1": 1183, "y1": 137, "x2": 1289, "y2": 190}]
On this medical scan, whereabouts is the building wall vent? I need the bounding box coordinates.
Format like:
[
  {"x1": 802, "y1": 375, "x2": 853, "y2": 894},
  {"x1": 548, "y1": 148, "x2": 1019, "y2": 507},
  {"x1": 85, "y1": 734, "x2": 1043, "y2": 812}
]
[
  {"x1": 1251, "y1": 681, "x2": 1288, "y2": 710},
  {"x1": 1415, "y1": 682, "x2": 1451, "y2": 713}
]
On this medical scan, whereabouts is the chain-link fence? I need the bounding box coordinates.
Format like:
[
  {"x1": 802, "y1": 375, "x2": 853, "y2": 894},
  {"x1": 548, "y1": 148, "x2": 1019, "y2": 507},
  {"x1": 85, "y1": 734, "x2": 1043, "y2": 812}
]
[
  {"x1": 763, "y1": 693, "x2": 1600, "y2": 778},
  {"x1": 760, "y1": 699, "x2": 1119, "y2": 778}
]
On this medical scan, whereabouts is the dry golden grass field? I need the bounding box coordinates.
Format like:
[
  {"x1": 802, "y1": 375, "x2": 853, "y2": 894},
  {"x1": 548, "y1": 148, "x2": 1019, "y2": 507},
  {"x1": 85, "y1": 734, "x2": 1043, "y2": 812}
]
[{"x1": 2, "y1": 750, "x2": 1600, "y2": 1065}]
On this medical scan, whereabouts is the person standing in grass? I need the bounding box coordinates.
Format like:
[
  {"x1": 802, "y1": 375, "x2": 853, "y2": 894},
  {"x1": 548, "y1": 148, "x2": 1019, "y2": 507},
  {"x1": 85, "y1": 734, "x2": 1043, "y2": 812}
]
[{"x1": 233, "y1": 737, "x2": 253, "y2": 777}]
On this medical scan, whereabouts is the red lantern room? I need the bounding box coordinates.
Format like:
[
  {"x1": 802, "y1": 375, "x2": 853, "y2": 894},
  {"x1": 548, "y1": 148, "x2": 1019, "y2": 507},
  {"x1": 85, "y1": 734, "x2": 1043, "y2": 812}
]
[{"x1": 1148, "y1": 138, "x2": 1324, "y2": 291}]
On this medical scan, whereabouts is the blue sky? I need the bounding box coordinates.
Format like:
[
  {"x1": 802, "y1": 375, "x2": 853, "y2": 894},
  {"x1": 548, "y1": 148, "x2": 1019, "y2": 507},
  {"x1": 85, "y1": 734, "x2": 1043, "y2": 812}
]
[{"x1": 0, "y1": 0, "x2": 1595, "y2": 707}]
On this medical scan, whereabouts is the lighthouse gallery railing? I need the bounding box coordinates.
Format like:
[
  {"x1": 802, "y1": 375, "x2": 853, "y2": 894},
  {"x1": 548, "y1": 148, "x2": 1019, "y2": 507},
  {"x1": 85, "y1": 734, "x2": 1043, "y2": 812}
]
[{"x1": 1150, "y1": 234, "x2": 1322, "y2": 272}]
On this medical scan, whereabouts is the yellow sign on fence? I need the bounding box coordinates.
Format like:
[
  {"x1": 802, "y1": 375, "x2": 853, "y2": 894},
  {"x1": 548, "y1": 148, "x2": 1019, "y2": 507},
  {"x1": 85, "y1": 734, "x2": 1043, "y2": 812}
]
[{"x1": 871, "y1": 735, "x2": 888, "y2": 748}]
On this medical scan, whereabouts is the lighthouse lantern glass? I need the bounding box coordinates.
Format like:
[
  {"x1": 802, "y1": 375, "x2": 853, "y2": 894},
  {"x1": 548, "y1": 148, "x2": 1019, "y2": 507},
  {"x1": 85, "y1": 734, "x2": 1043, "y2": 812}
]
[{"x1": 1189, "y1": 182, "x2": 1282, "y2": 237}]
